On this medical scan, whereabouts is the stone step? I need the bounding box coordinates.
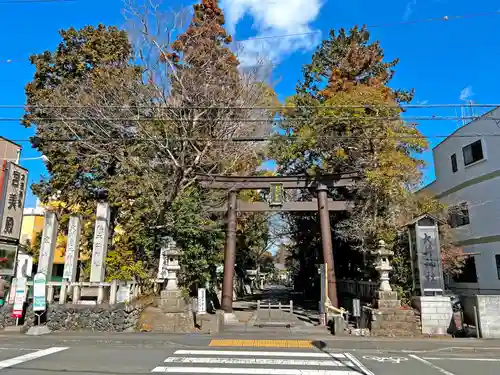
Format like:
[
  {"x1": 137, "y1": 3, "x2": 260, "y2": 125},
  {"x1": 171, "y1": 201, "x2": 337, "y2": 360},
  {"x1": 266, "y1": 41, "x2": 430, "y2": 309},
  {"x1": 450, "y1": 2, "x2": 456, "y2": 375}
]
[
  {"x1": 374, "y1": 322, "x2": 420, "y2": 330},
  {"x1": 137, "y1": 306, "x2": 195, "y2": 333},
  {"x1": 370, "y1": 307, "x2": 422, "y2": 337},
  {"x1": 371, "y1": 329, "x2": 422, "y2": 337}
]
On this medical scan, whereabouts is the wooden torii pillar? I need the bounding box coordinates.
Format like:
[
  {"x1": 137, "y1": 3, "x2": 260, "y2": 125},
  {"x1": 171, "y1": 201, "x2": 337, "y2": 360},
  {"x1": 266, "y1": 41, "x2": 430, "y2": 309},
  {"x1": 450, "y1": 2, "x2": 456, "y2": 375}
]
[{"x1": 199, "y1": 174, "x2": 356, "y2": 314}]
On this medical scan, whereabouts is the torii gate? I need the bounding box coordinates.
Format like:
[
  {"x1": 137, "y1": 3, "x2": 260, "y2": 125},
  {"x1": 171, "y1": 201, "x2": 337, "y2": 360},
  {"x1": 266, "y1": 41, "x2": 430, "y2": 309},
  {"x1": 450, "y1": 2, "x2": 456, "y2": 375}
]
[{"x1": 198, "y1": 173, "x2": 356, "y2": 314}]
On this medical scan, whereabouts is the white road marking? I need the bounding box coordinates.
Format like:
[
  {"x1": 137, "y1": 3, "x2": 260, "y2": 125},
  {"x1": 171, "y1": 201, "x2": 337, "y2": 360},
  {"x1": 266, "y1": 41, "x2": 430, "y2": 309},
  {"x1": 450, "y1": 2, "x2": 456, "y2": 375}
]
[
  {"x1": 409, "y1": 354, "x2": 456, "y2": 375},
  {"x1": 174, "y1": 350, "x2": 345, "y2": 358},
  {"x1": 422, "y1": 357, "x2": 500, "y2": 362},
  {"x1": 164, "y1": 357, "x2": 353, "y2": 366},
  {"x1": 151, "y1": 367, "x2": 362, "y2": 374},
  {"x1": 0, "y1": 347, "x2": 69, "y2": 370},
  {"x1": 344, "y1": 353, "x2": 375, "y2": 375},
  {"x1": 362, "y1": 355, "x2": 407, "y2": 363}
]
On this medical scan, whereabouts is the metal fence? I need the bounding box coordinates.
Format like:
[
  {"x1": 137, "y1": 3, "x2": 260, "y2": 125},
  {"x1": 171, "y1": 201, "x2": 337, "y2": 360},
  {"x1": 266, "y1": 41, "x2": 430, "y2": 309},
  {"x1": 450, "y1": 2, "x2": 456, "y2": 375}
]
[{"x1": 337, "y1": 279, "x2": 378, "y2": 300}]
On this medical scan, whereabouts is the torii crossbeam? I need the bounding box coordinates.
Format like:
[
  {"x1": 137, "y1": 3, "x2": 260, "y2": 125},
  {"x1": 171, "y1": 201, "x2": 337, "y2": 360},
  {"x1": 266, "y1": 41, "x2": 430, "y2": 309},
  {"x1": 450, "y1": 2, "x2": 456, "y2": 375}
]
[{"x1": 198, "y1": 173, "x2": 357, "y2": 314}]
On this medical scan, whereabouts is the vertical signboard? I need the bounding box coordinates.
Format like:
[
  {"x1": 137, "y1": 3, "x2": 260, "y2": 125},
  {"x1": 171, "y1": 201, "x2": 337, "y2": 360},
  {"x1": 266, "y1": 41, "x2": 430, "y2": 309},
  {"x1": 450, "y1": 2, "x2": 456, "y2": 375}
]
[
  {"x1": 90, "y1": 202, "x2": 111, "y2": 283},
  {"x1": 11, "y1": 276, "x2": 26, "y2": 319},
  {"x1": 38, "y1": 211, "x2": 58, "y2": 281},
  {"x1": 63, "y1": 215, "x2": 82, "y2": 282},
  {"x1": 0, "y1": 162, "x2": 28, "y2": 242},
  {"x1": 197, "y1": 288, "x2": 207, "y2": 314},
  {"x1": 319, "y1": 264, "x2": 327, "y2": 325},
  {"x1": 33, "y1": 273, "x2": 47, "y2": 312},
  {"x1": 15, "y1": 251, "x2": 33, "y2": 278},
  {"x1": 0, "y1": 161, "x2": 7, "y2": 200},
  {"x1": 416, "y1": 224, "x2": 445, "y2": 295},
  {"x1": 157, "y1": 245, "x2": 169, "y2": 281}
]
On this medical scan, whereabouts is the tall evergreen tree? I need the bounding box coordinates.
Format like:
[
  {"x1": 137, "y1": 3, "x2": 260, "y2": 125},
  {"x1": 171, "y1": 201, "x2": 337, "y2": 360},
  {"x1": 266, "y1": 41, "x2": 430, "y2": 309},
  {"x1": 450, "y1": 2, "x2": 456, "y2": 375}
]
[{"x1": 271, "y1": 26, "x2": 463, "y2": 299}]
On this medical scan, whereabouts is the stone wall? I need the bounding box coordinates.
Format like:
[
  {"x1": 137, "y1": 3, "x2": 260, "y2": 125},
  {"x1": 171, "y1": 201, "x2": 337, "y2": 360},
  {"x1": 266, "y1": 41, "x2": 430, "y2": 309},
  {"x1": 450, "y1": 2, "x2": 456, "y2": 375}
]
[
  {"x1": 412, "y1": 296, "x2": 453, "y2": 335},
  {"x1": 476, "y1": 295, "x2": 500, "y2": 339},
  {"x1": 0, "y1": 302, "x2": 145, "y2": 332},
  {"x1": 370, "y1": 308, "x2": 422, "y2": 337}
]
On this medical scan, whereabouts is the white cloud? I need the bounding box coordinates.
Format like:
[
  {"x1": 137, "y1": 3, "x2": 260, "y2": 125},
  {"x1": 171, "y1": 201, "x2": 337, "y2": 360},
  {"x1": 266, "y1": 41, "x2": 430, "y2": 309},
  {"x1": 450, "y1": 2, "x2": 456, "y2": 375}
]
[
  {"x1": 459, "y1": 86, "x2": 474, "y2": 101},
  {"x1": 221, "y1": 0, "x2": 323, "y2": 67},
  {"x1": 402, "y1": 0, "x2": 417, "y2": 21}
]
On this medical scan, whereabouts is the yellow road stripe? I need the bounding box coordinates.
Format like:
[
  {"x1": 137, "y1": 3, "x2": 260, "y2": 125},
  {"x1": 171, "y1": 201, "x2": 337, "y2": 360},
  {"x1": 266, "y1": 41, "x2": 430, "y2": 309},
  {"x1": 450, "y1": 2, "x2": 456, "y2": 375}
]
[{"x1": 209, "y1": 339, "x2": 314, "y2": 348}]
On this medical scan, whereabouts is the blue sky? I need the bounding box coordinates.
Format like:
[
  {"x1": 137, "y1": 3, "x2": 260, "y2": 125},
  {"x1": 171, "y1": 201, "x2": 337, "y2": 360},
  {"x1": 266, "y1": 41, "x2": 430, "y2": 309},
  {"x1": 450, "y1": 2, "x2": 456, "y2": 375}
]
[{"x1": 1, "y1": 0, "x2": 499, "y2": 207}]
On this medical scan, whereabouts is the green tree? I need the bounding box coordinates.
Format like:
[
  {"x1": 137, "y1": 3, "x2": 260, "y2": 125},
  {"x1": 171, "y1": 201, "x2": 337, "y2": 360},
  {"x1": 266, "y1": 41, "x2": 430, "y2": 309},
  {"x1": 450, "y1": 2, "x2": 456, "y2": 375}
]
[
  {"x1": 23, "y1": 25, "x2": 138, "y2": 206},
  {"x1": 23, "y1": 232, "x2": 42, "y2": 263},
  {"x1": 270, "y1": 26, "x2": 464, "y2": 297},
  {"x1": 21, "y1": 1, "x2": 277, "y2": 291},
  {"x1": 22, "y1": 25, "x2": 150, "y2": 280}
]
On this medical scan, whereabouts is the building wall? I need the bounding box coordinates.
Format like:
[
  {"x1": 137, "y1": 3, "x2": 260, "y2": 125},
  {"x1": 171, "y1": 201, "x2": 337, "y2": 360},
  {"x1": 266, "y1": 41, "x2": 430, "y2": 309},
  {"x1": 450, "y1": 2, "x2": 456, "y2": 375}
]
[
  {"x1": 0, "y1": 137, "x2": 21, "y2": 165},
  {"x1": 426, "y1": 107, "x2": 500, "y2": 293},
  {"x1": 20, "y1": 214, "x2": 45, "y2": 245}
]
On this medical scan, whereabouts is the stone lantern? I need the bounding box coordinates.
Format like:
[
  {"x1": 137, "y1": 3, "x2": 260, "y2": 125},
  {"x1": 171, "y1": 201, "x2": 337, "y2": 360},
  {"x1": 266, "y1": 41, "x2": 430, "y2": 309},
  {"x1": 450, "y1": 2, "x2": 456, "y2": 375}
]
[
  {"x1": 372, "y1": 240, "x2": 393, "y2": 292},
  {"x1": 165, "y1": 241, "x2": 181, "y2": 291},
  {"x1": 159, "y1": 239, "x2": 189, "y2": 315},
  {"x1": 372, "y1": 240, "x2": 400, "y2": 308}
]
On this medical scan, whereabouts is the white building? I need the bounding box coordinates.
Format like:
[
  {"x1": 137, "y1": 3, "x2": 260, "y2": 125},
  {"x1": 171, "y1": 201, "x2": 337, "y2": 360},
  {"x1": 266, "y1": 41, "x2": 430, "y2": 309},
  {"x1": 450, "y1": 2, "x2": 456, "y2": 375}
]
[{"x1": 423, "y1": 107, "x2": 500, "y2": 294}]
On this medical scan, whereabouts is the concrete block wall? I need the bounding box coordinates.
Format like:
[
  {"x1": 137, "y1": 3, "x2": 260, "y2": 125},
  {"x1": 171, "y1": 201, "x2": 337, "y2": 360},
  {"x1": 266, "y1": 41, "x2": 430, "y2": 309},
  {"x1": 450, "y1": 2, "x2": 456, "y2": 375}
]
[
  {"x1": 412, "y1": 296, "x2": 453, "y2": 335},
  {"x1": 477, "y1": 295, "x2": 500, "y2": 339}
]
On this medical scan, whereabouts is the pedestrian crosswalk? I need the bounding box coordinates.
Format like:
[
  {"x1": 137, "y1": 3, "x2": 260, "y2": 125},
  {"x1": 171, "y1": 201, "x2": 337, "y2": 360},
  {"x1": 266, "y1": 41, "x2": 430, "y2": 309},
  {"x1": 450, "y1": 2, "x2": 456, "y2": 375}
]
[
  {"x1": 151, "y1": 349, "x2": 367, "y2": 374},
  {"x1": 0, "y1": 347, "x2": 69, "y2": 370}
]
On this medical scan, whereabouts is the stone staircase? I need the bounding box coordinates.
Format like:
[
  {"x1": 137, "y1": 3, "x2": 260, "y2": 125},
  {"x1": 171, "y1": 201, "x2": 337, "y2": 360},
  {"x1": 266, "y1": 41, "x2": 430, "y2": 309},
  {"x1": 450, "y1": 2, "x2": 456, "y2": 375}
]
[
  {"x1": 137, "y1": 306, "x2": 195, "y2": 333},
  {"x1": 370, "y1": 307, "x2": 422, "y2": 337}
]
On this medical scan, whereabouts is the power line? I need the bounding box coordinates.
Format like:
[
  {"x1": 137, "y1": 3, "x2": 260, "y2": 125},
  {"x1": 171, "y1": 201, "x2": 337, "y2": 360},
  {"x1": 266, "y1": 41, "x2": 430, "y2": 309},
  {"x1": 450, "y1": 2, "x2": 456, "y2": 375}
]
[
  {"x1": 2, "y1": 10, "x2": 498, "y2": 64},
  {"x1": 6, "y1": 133, "x2": 500, "y2": 144},
  {"x1": 0, "y1": 0, "x2": 74, "y2": 4},
  {"x1": 0, "y1": 103, "x2": 499, "y2": 110},
  {"x1": 234, "y1": 11, "x2": 500, "y2": 43},
  {"x1": 1, "y1": 115, "x2": 500, "y2": 123}
]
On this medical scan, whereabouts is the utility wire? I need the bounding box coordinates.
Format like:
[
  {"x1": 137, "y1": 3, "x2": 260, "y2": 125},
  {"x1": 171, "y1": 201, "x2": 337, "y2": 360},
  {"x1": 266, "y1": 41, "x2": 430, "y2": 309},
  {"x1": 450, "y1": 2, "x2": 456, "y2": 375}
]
[
  {"x1": 1, "y1": 103, "x2": 499, "y2": 110},
  {"x1": 0, "y1": 0, "x2": 74, "y2": 4},
  {"x1": 2, "y1": 10, "x2": 499, "y2": 64},
  {"x1": 6, "y1": 133, "x2": 500, "y2": 144},
  {"x1": 235, "y1": 11, "x2": 500, "y2": 43},
  {"x1": 1, "y1": 115, "x2": 500, "y2": 123}
]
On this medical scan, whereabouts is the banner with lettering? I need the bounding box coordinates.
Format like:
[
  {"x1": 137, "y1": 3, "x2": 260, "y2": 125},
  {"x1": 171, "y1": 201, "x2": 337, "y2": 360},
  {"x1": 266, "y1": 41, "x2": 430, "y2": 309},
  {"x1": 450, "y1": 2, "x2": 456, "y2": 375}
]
[{"x1": 0, "y1": 162, "x2": 28, "y2": 242}]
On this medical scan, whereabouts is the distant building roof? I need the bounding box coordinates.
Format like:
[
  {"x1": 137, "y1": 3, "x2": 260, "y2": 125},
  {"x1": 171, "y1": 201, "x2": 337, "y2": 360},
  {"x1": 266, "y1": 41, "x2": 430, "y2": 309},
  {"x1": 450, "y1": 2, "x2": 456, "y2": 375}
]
[
  {"x1": 0, "y1": 136, "x2": 22, "y2": 149},
  {"x1": 23, "y1": 198, "x2": 46, "y2": 216}
]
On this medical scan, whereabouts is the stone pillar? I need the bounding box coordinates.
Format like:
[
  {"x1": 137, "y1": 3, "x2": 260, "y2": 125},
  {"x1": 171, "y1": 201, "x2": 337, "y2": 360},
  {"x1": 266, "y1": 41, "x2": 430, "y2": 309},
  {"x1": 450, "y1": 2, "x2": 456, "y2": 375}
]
[
  {"x1": 372, "y1": 240, "x2": 400, "y2": 308},
  {"x1": 90, "y1": 202, "x2": 111, "y2": 283},
  {"x1": 72, "y1": 284, "x2": 81, "y2": 303},
  {"x1": 157, "y1": 238, "x2": 171, "y2": 281},
  {"x1": 63, "y1": 215, "x2": 82, "y2": 282},
  {"x1": 38, "y1": 211, "x2": 58, "y2": 281},
  {"x1": 109, "y1": 279, "x2": 118, "y2": 305},
  {"x1": 59, "y1": 280, "x2": 68, "y2": 304}
]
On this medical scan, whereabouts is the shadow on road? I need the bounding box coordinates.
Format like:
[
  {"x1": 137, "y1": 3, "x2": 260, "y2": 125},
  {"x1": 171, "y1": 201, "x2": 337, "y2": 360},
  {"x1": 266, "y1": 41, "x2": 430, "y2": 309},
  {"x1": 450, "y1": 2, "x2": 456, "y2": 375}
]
[{"x1": 312, "y1": 340, "x2": 364, "y2": 374}]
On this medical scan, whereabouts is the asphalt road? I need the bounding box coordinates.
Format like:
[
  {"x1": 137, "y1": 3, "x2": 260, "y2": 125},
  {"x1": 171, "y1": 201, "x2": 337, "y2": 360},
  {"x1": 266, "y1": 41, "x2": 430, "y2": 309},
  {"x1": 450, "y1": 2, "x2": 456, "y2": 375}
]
[{"x1": 0, "y1": 333, "x2": 499, "y2": 374}]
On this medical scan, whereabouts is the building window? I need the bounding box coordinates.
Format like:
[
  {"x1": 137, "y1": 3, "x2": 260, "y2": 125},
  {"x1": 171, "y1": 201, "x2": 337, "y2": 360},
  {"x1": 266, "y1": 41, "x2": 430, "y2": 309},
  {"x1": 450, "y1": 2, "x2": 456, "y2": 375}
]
[
  {"x1": 451, "y1": 153, "x2": 458, "y2": 173},
  {"x1": 453, "y1": 256, "x2": 478, "y2": 283},
  {"x1": 496, "y1": 255, "x2": 500, "y2": 280},
  {"x1": 462, "y1": 140, "x2": 484, "y2": 166},
  {"x1": 448, "y1": 202, "x2": 470, "y2": 228}
]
